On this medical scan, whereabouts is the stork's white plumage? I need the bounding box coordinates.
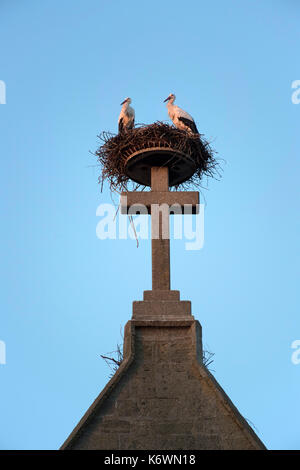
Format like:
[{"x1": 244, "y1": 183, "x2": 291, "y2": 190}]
[
  {"x1": 118, "y1": 97, "x2": 135, "y2": 133},
  {"x1": 164, "y1": 93, "x2": 199, "y2": 134}
]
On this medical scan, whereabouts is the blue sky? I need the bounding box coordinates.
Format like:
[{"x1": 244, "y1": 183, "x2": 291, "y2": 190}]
[{"x1": 0, "y1": 0, "x2": 299, "y2": 450}]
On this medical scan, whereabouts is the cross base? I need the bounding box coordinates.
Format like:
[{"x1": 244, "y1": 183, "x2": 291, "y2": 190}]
[{"x1": 132, "y1": 290, "x2": 194, "y2": 321}]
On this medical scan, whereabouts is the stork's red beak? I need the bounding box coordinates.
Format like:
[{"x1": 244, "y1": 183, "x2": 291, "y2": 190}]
[
  {"x1": 164, "y1": 96, "x2": 170, "y2": 102},
  {"x1": 120, "y1": 99, "x2": 127, "y2": 105}
]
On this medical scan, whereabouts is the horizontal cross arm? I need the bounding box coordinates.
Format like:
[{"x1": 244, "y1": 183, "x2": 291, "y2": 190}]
[{"x1": 120, "y1": 191, "x2": 199, "y2": 214}]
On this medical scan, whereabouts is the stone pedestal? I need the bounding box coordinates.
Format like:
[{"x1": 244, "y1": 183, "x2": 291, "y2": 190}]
[{"x1": 61, "y1": 293, "x2": 265, "y2": 450}]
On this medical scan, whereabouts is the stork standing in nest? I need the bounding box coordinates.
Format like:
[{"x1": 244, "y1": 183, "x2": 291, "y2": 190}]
[
  {"x1": 118, "y1": 97, "x2": 135, "y2": 133},
  {"x1": 164, "y1": 93, "x2": 199, "y2": 134}
]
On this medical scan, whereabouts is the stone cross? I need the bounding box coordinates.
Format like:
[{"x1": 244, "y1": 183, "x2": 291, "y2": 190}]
[{"x1": 121, "y1": 167, "x2": 199, "y2": 291}]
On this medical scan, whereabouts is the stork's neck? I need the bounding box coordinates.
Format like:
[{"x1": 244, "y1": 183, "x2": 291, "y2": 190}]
[{"x1": 167, "y1": 97, "x2": 175, "y2": 107}]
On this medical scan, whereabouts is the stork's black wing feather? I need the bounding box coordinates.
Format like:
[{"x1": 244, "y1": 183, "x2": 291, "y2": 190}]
[
  {"x1": 118, "y1": 118, "x2": 124, "y2": 133},
  {"x1": 178, "y1": 117, "x2": 199, "y2": 134}
]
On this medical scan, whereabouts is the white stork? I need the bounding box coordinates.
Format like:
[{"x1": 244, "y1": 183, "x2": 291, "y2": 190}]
[
  {"x1": 164, "y1": 93, "x2": 199, "y2": 134},
  {"x1": 118, "y1": 97, "x2": 135, "y2": 133}
]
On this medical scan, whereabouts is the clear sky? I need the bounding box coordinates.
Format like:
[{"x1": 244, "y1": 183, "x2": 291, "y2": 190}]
[{"x1": 0, "y1": 0, "x2": 299, "y2": 450}]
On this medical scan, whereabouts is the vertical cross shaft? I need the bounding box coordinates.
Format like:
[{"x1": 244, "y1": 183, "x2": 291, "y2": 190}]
[
  {"x1": 120, "y1": 166, "x2": 199, "y2": 293},
  {"x1": 151, "y1": 167, "x2": 170, "y2": 291}
]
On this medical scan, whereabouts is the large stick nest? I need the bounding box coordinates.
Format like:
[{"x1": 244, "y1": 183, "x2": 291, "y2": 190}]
[{"x1": 95, "y1": 122, "x2": 220, "y2": 192}]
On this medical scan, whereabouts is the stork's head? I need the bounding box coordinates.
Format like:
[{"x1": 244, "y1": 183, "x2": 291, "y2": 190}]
[
  {"x1": 164, "y1": 93, "x2": 176, "y2": 103},
  {"x1": 120, "y1": 97, "x2": 131, "y2": 105}
]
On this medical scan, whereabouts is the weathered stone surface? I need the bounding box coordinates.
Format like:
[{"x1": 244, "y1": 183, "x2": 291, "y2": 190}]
[
  {"x1": 133, "y1": 300, "x2": 192, "y2": 318},
  {"x1": 120, "y1": 192, "x2": 199, "y2": 214},
  {"x1": 61, "y1": 319, "x2": 265, "y2": 450},
  {"x1": 143, "y1": 290, "x2": 180, "y2": 301}
]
